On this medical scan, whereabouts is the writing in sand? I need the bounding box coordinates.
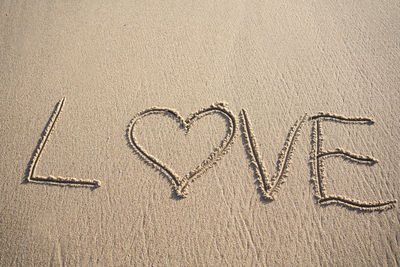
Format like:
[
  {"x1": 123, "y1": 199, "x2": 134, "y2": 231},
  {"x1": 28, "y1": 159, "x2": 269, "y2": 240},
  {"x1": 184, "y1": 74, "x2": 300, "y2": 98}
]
[{"x1": 26, "y1": 98, "x2": 397, "y2": 212}]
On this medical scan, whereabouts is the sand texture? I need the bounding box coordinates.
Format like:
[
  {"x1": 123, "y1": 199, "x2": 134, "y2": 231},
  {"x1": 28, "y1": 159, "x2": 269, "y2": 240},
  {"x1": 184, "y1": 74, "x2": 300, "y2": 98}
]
[{"x1": 1, "y1": 0, "x2": 399, "y2": 266}]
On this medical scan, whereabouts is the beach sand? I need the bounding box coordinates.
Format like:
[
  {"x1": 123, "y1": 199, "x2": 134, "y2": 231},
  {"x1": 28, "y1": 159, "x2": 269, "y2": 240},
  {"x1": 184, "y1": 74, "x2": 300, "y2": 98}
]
[{"x1": 1, "y1": 0, "x2": 399, "y2": 265}]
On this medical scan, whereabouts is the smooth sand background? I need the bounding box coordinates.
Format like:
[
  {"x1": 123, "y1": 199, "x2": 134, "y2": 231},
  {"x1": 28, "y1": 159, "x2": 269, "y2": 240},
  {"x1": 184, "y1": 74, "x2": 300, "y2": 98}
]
[{"x1": 1, "y1": 0, "x2": 399, "y2": 265}]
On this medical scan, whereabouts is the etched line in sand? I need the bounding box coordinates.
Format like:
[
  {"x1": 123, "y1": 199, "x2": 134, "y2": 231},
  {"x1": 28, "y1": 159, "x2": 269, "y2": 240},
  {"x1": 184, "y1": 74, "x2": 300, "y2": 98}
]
[
  {"x1": 26, "y1": 98, "x2": 101, "y2": 188},
  {"x1": 310, "y1": 120, "x2": 326, "y2": 198},
  {"x1": 318, "y1": 149, "x2": 378, "y2": 165},
  {"x1": 127, "y1": 103, "x2": 237, "y2": 198},
  {"x1": 240, "y1": 109, "x2": 307, "y2": 200},
  {"x1": 309, "y1": 113, "x2": 396, "y2": 211},
  {"x1": 310, "y1": 112, "x2": 374, "y2": 124}
]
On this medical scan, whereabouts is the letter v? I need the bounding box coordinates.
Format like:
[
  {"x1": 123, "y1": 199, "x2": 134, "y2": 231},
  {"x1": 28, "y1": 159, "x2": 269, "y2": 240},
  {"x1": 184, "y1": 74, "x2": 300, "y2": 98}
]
[{"x1": 240, "y1": 109, "x2": 307, "y2": 200}]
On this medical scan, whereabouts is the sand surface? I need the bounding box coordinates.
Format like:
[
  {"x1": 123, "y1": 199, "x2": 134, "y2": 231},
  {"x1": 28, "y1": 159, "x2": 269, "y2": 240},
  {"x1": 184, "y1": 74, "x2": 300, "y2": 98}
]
[{"x1": 1, "y1": 0, "x2": 399, "y2": 265}]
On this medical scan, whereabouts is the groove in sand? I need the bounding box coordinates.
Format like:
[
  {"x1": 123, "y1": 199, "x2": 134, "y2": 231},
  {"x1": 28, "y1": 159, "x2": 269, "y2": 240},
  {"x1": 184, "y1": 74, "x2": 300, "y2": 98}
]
[
  {"x1": 26, "y1": 98, "x2": 101, "y2": 188},
  {"x1": 318, "y1": 149, "x2": 378, "y2": 164},
  {"x1": 240, "y1": 109, "x2": 307, "y2": 200},
  {"x1": 319, "y1": 196, "x2": 397, "y2": 211},
  {"x1": 127, "y1": 103, "x2": 237, "y2": 198},
  {"x1": 310, "y1": 112, "x2": 374, "y2": 124}
]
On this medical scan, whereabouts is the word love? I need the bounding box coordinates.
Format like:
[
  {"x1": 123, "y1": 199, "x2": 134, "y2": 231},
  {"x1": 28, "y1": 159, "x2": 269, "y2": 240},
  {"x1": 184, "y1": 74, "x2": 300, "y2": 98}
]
[{"x1": 26, "y1": 98, "x2": 397, "y2": 212}]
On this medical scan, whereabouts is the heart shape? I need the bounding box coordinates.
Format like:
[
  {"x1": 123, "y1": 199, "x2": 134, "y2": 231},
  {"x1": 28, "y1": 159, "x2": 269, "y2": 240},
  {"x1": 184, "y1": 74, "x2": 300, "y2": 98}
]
[{"x1": 127, "y1": 103, "x2": 237, "y2": 197}]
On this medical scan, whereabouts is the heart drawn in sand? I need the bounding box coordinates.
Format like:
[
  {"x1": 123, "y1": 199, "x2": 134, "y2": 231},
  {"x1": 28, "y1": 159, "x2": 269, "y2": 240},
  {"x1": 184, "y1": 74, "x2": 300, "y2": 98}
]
[{"x1": 127, "y1": 103, "x2": 237, "y2": 197}]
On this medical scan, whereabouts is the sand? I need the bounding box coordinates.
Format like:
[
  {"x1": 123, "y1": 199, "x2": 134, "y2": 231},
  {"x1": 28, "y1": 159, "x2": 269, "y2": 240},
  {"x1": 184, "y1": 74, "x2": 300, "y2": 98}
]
[{"x1": 1, "y1": 0, "x2": 399, "y2": 265}]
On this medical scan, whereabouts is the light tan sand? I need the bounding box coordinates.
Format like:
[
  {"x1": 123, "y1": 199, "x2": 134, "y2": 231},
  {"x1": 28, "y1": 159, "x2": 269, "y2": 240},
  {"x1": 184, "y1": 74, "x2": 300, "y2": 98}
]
[{"x1": 1, "y1": 0, "x2": 399, "y2": 265}]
